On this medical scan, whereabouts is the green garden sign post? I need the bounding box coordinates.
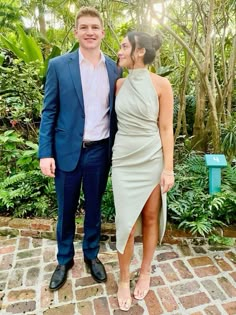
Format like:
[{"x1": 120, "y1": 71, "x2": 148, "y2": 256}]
[{"x1": 205, "y1": 154, "x2": 227, "y2": 194}]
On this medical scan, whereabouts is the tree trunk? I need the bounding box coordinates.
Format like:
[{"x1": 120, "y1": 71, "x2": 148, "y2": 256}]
[
  {"x1": 192, "y1": 76, "x2": 208, "y2": 151},
  {"x1": 174, "y1": 59, "x2": 191, "y2": 140},
  {"x1": 202, "y1": 0, "x2": 220, "y2": 151},
  {"x1": 38, "y1": 2, "x2": 46, "y2": 36},
  {"x1": 226, "y1": 34, "x2": 236, "y2": 116}
]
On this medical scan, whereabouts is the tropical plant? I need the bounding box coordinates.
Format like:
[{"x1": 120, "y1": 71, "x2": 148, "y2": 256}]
[
  {"x1": 208, "y1": 234, "x2": 235, "y2": 246},
  {"x1": 213, "y1": 165, "x2": 236, "y2": 224},
  {"x1": 0, "y1": 129, "x2": 41, "y2": 179},
  {"x1": 0, "y1": 170, "x2": 57, "y2": 218},
  {"x1": 0, "y1": 25, "x2": 61, "y2": 78},
  {"x1": 0, "y1": 59, "x2": 43, "y2": 136},
  {"x1": 0, "y1": 1, "x2": 23, "y2": 31},
  {"x1": 167, "y1": 153, "x2": 236, "y2": 236},
  {"x1": 0, "y1": 26, "x2": 43, "y2": 63}
]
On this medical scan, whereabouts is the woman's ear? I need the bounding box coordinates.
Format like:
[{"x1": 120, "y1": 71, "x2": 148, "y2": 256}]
[{"x1": 138, "y1": 48, "x2": 146, "y2": 57}]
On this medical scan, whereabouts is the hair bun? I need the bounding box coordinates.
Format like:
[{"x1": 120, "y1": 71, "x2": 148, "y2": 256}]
[{"x1": 152, "y1": 34, "x2": 162, "y2": 50}]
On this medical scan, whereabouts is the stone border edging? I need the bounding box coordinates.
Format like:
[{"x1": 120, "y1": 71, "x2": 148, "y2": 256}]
[{"x1": 0, "y1": 216, "x2": 235, "y2": 244}]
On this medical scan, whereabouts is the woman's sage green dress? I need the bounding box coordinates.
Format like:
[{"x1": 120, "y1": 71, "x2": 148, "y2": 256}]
[{"x1": 112, "y1": 68, "x2": 167, "y2": 254}]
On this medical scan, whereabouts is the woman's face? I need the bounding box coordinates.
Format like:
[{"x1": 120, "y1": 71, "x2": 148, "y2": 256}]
[{"x1": 117, "y1": 37, "x2": 134, "y2": 68}]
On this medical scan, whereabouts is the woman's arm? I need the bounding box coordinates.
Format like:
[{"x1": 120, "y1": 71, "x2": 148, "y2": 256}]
[
  {"x1": 153, "y1": 75, "x2": 174, "y2": 193},
  {"x1": 158, "y1": 77, "x2": 174, "y2": 172},
  {"x1": 115, "y1": 78, "x2": 126, "y2": 96}
]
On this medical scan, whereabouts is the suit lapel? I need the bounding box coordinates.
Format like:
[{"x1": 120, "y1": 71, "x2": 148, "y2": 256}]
[
  {"x1": 68, "y1": 52, "x2": 117, "y2": 112},
  {"x1": 105, "y1": 57, "x2": 117, "y2": 111},
  {"x1": 68, "y1": 50, "x2": 84, "y2": 110}
]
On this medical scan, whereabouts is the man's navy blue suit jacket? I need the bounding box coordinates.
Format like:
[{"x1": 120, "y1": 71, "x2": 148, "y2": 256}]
[{"x1": 38, "y1": 49, "x2": 120, "y2": 172}]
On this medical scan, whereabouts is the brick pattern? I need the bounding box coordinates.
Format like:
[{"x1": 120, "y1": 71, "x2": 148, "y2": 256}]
[
  {"x1": 0, "y1": 222, "x2": 235, "y2": 314},
  {"x1": 0, "y1": 216, "x2": 118, "y2": 242},
  {"x1": 1, "y1": 216, "x2": 235, "y2": 245}
]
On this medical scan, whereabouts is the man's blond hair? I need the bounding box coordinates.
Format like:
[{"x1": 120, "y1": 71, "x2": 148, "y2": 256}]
[{"x1": 75, "y1": 7, "x2": 103, "y2": 28}]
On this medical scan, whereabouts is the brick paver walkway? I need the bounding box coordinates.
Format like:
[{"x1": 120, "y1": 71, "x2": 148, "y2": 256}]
[{"x1": 0, "y1": 236, "x2": 236, "y2": 315}]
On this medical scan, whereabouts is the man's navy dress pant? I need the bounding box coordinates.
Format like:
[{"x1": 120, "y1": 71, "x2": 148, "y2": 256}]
[{"x1": 55, "y1": 141, "x2": 109, "y2": 264}]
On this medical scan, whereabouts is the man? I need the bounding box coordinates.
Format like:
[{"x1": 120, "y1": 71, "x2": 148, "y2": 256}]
[{"x1": 38, "y1": 7, "x2": 120, "y2": 291}]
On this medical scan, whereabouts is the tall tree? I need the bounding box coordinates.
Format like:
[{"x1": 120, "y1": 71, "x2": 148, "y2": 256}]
[{"x1": 149, "y1": 0, "x2": 235, "y2": 152}]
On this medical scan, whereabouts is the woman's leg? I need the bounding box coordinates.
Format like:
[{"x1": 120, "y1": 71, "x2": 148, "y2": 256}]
[
  {"x1": 134, "y1": 184, "x2": 161, "y2": 299},
  {"x1": 117, "y1": 224, "x2": 136, "y2": 311}
]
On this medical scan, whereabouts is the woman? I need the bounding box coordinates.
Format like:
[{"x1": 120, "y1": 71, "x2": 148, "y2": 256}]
[{"x1": 112, "y1": 31, "x2": 174, "y2": 311}]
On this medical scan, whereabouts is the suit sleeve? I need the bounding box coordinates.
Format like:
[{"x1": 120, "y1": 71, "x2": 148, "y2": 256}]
[
  {"x1": 109, "y1": 65, "x2": 122, "y2": 151},
  {"x1": 38, "y1": 60, "x2": 59, "y2": 159}
]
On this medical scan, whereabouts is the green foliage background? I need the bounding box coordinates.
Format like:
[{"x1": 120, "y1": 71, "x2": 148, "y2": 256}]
[{"x1": 0, "y1": 0, "x2": 235, "y2": 240}]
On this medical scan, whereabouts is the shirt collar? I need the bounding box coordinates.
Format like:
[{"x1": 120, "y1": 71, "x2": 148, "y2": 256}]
[{"x1": 79, "y1": 49, "x2": 105, "y2": 65}]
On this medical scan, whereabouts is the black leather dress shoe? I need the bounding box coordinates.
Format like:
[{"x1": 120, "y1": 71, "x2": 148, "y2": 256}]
[
  {"x1": 84, "y1": 257, "x2": 107, "y2": 283},
  {"x1": 49, "y1": 259, "x2": 74, "y2": 291}
]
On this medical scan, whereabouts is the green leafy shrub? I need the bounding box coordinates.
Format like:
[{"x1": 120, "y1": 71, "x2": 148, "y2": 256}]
[
  {"x1": 0, "y1": 130, "x2": 39, "y2": 176},
  {"x1": 208, "y1": 234, "x2": 235, "y2": 246},
  {"x1": 0, "y1": 59, "x2": 43, "y2": 134},
  {"x1": 168, "y1": 154, "x2": 236, "y2": 236},
  {"x1": 212, "y1": 165, "x2": 236, "y2": 224},
  {"x1": 0, "y1": 130, "x2": 57, "y2": 218},
  {"x1": 0, "y1": 170, "x2": 57, "y2": 218}
]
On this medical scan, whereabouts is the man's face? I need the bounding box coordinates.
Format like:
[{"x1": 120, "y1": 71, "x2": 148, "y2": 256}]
[{"x1": 74, "y1": 16, "x2": 104, "y2": 51}]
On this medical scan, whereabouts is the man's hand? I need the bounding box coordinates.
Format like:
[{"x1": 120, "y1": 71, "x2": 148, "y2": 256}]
[{"x1": 40, "y1": 158, "x2": 56, "y2": 178}]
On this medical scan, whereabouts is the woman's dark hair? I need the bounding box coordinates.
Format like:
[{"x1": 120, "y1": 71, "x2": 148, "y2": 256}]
[{"x1": 127, "y1": 31, "x2": 162, "y2": 65}]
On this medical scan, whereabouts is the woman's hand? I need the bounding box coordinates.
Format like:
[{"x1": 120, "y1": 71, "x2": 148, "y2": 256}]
[{"x1": 160, "y1": 170, "x2": 174, "y2": 193}]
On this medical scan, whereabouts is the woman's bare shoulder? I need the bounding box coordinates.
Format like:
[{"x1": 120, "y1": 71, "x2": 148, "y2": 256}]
[
  {"x1": 150, "y1": 72, "x2": 171, "y2": 87},
  {"x1": 150, "y1": 72, "x2": 172, "y2": 96}
]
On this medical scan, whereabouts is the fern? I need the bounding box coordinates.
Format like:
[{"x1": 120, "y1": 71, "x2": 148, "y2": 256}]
[
  {"x1": 211, "y1": 191, "x2": 236, "y2": 224},
  {"x1": 209, "y1": 195, "x2": 226, "y2": 211},
  {"x1": 179, "y1": 218, "x2": 225, "y2": 236},
  {"x1": 167, "y1": 153, "x2": 236, "y2": 236},
  {"x1": 0, "y1": 172, "x2": 27, "y2": 188},
  {"x1": 187, "y1": 155, "x2": 207, "y2": 174},
  {"x1": 0, "y1": 170, "x2": 56, "y2": 218},
  {"x1": 222, "y1": 165, "x2": 236, "y2": 188}
]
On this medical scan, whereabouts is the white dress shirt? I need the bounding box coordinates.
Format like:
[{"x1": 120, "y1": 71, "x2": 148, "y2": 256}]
[{"x1": 79, "y1": 49, "x2": 110, "y2": 141}]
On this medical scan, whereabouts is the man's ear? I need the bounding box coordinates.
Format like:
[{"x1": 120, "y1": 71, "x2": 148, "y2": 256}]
[{"x1": 74, "y1": 28, "x2": 78, "y2": 39}]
